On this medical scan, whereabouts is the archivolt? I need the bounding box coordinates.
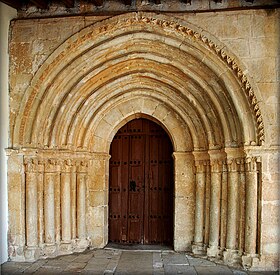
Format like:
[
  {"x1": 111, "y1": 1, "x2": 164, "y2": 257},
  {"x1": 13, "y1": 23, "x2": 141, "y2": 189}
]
[{"x1": 13, "y1": 12, "x2": 264, "y2": 152}]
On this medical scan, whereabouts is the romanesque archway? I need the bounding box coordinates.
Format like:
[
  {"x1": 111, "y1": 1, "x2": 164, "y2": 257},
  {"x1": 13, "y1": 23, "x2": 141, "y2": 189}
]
[
  {"x1": 109, "y1": 118, "x2": 174, "y2": 246},
  {"x1": 8, "y1": 13, "x2": 263, "y2": 268}
]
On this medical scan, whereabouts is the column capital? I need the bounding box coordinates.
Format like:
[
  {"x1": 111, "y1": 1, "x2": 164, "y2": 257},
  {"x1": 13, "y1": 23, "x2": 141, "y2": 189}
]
[
  {"x1": 61, "y1": 159, "x2": 73, "y2": 173},
  {"x1": 245, "y1": 157, "x2": 258, "y2": 172},
  {"x1": 24, "y1": 157, "x2": 38, "y2": 173},
  {"x1": 227, "y1": 158, "x2": 240, "y2": 172},
  {"x1": 210, "y1": 159, "x2": 223, "y2": 173},
  {"x1": 195, "y1": 160, "x2": 208, "y2": 173},
  {"x1": 45, "y1": 159, "x2": 60, "y2": 173},
  {"x1": 77, "y1": 160, "x2": 89, "y2": 173}
]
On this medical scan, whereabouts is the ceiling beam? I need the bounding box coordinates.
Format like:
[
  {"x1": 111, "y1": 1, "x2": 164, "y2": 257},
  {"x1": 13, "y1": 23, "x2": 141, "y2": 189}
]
[
  {"x1": 0, "y1": 0, "x2": 22, "y2": 9},
  {"x1": 29, "y1": 0, "x2": 49, "y2": 9},
  {"x1": 91, "y1": 0, "x2": 104, "y2": 6},
  {"x1": 60, "y1": 0, "x2": 75, "y2": 8}
]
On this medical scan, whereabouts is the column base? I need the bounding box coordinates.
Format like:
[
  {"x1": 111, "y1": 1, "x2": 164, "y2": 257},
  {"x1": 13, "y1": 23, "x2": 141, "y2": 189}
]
[
  {"x1": 207, "y1": 245, "x2": 222, "y2": 259},
  {"x1": 242, "y1": 254, "x2": 259, "y2": 269},
  {"x1": 9, "y1": 245, "x2": 26, "y2": 262},
  {"x1": 59, "y1": 242, "x2": 73, "y2": 254},
  {"x1": 24, "y1": 246, "x2": 41, "y2": 262},
  {"x1": 74, "y1": 238, "x2": 89, "y2": 252},
  {"x1": 192, "y1": 243, "x2": 206, "y2": 256},
  {"x1": 44, "y1": 243, "x2": 57, "y2": 257},
  {"x1": 223, "y1": 249, "x2": 242, "y2": 267}
]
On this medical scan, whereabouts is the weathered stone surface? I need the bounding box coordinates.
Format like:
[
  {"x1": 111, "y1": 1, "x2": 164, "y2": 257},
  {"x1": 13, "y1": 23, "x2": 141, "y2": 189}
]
[{"x1": 5, "y1": 8, "x2": 279, "y2": 271}]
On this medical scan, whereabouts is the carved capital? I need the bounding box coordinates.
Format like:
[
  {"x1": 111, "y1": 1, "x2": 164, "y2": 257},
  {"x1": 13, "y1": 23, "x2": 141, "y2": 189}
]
[
  {"x1": 245, "y1": 157, "x2": 258, "y2": 172},
  {"x1": 239, "y1": 158, "x2": 245, "y2": 172},
  {"x1": 37, "y1": 159, "x2": 45, "y2": 173},
  {"x1": 210, "y1": 159, "x2": 223, "y2": 173},
  {"x1": 45, "y1": 159, "x2": 60, "y2": 173},
  {"x1": 77, "y1": 160, "x2": 89, "y2": 173},
  {"x1": 24, "y1": 158, "x2": 38, "y2": 173},
  {"x1": 61, "y1": 159, "x2": 73, "y2": 173},
  {"x1": 195, "y1": 160, "x2": 207, "y2": 173},
  {"x1": 227, "y1": 158, "x2": 240, "y2": 172}
]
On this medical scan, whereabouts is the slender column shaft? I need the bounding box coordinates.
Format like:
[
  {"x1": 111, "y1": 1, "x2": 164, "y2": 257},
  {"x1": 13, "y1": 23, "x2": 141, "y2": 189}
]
[
  {"x1": 61, "y1": 161, "x2": 72, "y2": 242},
  {"x1": 194, "y1": 161, "x2": 206, "y2": 244},
  {"x1": 226, "y1": 159, "x2": 239, "y2": 250},
  {"x1": 238, "y1": 160, "x2": 246, "y2": 252},
  {"x1": 44, "y1": 173, "x2": 55, "y2": 244},
  {"x1": 44, "y1": 160, "x2": 58, "y2": 245},
  {"x1": 204, "y1": 162, "x2": 211, "y2": 245},
  {"x1": 209, "y1": 163, "x2": 222, "y2": 246},
  {"x1": 207, "y1": 160, "x2": 222, "y2": 257},
  {"x1": 245, "y1": 157, "x2": 258, "y2": 255},
  {"x1": 25, "y1": 159, "x2": 38, "y2": 247},
  {"x1": 71, "y1": 165, "x2": 77, "y2": 239},
  {"x1": 54, "y1": 173, "x2": 61, "y2": 243},
  {"x1": 220, "y1": 163, "x2": 228, "y2": 250},
  {"x1": 77, "y1": 161, "x2": 88, "y2": 239},
  {"x1": 37, "y1": 161, "x2": 44, "y2": 245}
]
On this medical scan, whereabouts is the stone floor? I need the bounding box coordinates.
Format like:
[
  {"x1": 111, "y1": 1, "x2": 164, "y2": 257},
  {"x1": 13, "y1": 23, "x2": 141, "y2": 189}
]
[{"x1": 1, "y1": 247, "x2": 278, "y2": 275}]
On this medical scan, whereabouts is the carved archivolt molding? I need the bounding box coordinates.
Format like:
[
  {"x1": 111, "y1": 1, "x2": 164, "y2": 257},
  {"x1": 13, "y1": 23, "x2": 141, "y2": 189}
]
[
  {"x1": 14, "y1": 12, "x2": 264, "y2": 148},
  {"x1": 137, "y1": 15, "x2": 264, "y2": 143}
]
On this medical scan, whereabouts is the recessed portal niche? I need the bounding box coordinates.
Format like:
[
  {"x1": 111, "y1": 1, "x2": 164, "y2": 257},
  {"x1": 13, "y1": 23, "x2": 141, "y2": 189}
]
[{"x1": 109, "y1": 118, "x2": 174, "y2": 246}]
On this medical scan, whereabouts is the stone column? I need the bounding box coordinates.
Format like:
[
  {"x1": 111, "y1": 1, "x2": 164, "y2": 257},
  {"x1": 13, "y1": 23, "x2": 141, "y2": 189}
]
[
  {"x1": 224, "y1": 158, "x2": 241, "y2": 265},
  {"x1": 204, "y1": 161, "x2": 211, "y2": 245},
  {"x1": 242, "y1": 157, "x2": 258, "y2": 266},
  {"x1": 77, "y1": 160, "x2": 88, "y2": 250},
  {"x1": 238, "y1": 159, "x2": 246, "y2": 253},
  {"x1": 44, "y1": 159, "x2": 58, "y2": 255},
  {"x1": 71, "y1": 163, "x2": 77, "y2": 240},
  {"x1": 37, "y1": 160, "x2": 45, "y2": 246},
  {"x1": 60, "y1": 160, "x2": 72, "y2": 252},
  {"x1": 192, "y1": 160, "x2": 206, "y2": 255},
  {"x1": 173, "y1": 152, "x2": 195, "y2": 251},
  {"x1": 220, "y1": 162, "x2": 228, "y2": 251},
  {"x1": 24, "y1": 158, "x2": 39, "y2": 260},
  {"x1": 207, "y1": 159, "x2": 222, "y2": 258}
]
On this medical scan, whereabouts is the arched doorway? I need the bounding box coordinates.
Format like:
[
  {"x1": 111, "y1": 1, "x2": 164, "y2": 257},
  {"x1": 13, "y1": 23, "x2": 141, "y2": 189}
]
[{"x1": 109, "y1": 118, "x2": 174, "y2": 245}]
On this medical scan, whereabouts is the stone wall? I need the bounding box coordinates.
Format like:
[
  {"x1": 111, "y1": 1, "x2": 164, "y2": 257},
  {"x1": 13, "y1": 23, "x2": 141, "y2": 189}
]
[{"x1": 7, "y1": 9, "x2": 279, "y2": 270}]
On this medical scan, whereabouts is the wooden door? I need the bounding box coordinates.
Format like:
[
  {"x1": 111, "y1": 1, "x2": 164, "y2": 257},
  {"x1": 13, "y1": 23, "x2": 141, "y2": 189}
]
[{"x1": 109, "y1": 119, "x2": 173, "y2": 245}]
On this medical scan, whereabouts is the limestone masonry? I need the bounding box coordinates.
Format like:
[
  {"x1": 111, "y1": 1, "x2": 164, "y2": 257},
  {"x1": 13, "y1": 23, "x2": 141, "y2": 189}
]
[{"x1": 6, "y1": 5, "x2": 280, "y2": 272}]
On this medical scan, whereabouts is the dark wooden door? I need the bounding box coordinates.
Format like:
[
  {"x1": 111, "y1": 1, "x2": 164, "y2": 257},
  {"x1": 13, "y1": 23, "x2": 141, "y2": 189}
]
[{"x1": 109, "y1": 119, "x2": 173, "y2": 245}]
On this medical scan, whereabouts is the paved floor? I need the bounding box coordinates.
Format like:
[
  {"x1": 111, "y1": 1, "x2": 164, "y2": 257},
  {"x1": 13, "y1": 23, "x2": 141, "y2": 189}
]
[{"x1": 0, "y1": 248, "x2": 278, "y2": 275}]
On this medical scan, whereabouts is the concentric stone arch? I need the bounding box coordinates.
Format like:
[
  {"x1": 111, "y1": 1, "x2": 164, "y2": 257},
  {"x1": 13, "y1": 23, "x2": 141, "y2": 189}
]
[
  {"x1": 12, "y1": 12, "x2": 264, "y2": 150},
  {"x1": 8, "y1": 12, "x2": 265, "y2": 268}
]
